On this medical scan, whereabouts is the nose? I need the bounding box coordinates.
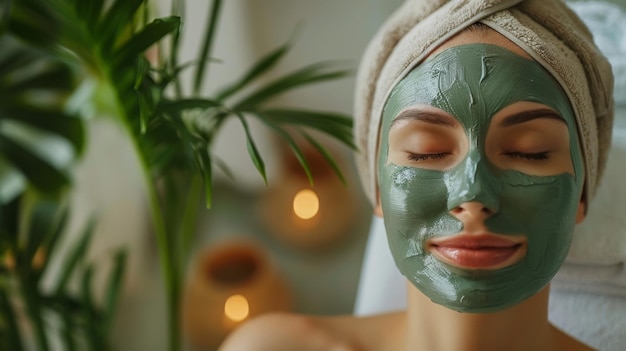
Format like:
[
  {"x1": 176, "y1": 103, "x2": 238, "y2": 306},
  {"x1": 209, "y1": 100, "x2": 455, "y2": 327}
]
[
  {"x1": 446, "y1": 150, "x2": 500, "y2": 227},
  {"x1": 449, "y1": 201, "x2": 496, "y2": 225}
]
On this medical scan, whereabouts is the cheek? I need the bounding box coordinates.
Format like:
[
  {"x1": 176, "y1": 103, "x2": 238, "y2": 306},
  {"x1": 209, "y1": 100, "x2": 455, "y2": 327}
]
[
  {"x1": 381, "y1": 166, "x2": 447, "y2": 219},
  {"x1": 379, "y1": 166, "x2": 462, "y2": 236},
  {"x1": 489, "y1": 171, "x2": 579, "y2": 239}
]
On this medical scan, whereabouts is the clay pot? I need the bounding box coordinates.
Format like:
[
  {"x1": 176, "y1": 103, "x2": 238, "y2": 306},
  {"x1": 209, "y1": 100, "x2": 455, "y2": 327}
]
[{"x1": 181, "y1": 242, "x2": 291, "y2": 350}]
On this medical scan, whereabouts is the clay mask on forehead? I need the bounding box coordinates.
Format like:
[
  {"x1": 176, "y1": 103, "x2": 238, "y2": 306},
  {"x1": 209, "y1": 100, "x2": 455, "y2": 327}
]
[{"x1": 377, "y1": 44, "x2": 584, "y2": 313}]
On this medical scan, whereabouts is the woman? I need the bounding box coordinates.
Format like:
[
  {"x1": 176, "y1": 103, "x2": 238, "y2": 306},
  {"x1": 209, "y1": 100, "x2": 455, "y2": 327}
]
[{"x1": 220, "y1": 0, "x2": 614, "y2": 350}]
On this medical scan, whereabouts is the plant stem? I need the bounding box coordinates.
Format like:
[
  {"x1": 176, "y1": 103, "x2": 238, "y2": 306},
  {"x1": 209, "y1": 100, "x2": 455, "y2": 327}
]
[
  {"x1": 179, "y1": 174, "x2": 202, "y2": 258},
  {"x1": 121, "y1": 116, "x2": 181, "y2": 351},
  {"x1": 143, "y1": 159, "x2": 181, "y2": 351}
]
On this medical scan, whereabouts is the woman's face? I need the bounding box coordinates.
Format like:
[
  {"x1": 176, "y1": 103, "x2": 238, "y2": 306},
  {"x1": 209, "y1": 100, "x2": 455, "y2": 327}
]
[{"x1": 377, "y1": 40, "x2": 585, "y2": 313}]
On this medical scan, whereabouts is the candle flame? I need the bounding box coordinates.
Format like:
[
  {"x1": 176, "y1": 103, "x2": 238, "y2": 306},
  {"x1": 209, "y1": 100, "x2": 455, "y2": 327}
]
[
  {"x1": 293, "y1": 189, "x2": 319, "y2": 220},
  {"x1": 224, "y1": 294, "x2": 249, "y2": 322}
]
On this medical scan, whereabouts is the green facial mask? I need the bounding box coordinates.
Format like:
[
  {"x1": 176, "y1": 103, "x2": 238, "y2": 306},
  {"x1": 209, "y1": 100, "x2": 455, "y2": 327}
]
[{"x1": 378, "y1": 44, "x2": 584, "y2": 313}]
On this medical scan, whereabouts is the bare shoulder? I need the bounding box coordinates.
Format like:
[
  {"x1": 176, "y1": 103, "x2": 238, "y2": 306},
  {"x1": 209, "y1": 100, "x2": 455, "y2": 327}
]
[
  {"x1": 551, "y1": 325, "x2": 596, "y2": 351},
  {"x1": 218, "y1": 312, "x2": 405, "y2": 351}
]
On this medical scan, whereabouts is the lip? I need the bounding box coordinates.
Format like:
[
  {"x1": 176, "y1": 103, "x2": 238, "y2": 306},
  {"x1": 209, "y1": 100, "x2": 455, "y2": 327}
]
[{"x1": 428, "y1": 234, "x2": 527, "y2": 270}]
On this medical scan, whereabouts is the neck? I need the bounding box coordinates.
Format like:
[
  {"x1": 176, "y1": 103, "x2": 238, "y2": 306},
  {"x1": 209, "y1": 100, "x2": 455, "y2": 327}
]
[{"x1": 404, "y1": 283, "x2": 556, "y2": 351}]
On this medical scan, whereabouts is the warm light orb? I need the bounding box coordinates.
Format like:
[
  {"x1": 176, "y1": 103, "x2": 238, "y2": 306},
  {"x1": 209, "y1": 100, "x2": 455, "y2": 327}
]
[
  {"x1": 224, "y1": 294, "x2": 249, "y2": 322},
  {"x1": 293, "y1": 189, "x2": 319, "y2": 219}
]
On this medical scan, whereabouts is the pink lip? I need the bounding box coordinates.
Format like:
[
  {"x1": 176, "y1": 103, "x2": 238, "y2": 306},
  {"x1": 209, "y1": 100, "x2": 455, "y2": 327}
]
[{"x1": 428, "y1": 234, "x2": 526, "y2": 270}]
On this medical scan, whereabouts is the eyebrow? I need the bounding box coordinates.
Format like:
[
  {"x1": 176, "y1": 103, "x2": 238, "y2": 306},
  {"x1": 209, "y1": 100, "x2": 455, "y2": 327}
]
[
  {"x1": 391, "y1": 109, "x2": 457, "y2": 128},
  {"x1": 499, "y1": 109, "x2": 565, "y2": 127}
]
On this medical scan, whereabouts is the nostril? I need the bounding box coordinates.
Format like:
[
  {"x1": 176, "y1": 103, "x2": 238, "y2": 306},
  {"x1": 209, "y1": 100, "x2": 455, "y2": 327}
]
[
  {"x1": 450, "y1": 201, "x2": 496, "y2": 219},
  {"x1": 482, "y1": 206, "x2": 495, "y2": 215}
]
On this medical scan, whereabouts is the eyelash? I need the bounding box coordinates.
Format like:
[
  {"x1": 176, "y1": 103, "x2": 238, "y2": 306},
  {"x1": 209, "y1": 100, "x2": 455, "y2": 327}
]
[
  {"x1": 407, "y1": 152, "x2": 450, "y2": 162},
  {"x1": 406, "y1": 151, "x2": 550, "y2": 162},
  {"x1": 503, "y1": 151, "x2": 550, "y2": 161}
]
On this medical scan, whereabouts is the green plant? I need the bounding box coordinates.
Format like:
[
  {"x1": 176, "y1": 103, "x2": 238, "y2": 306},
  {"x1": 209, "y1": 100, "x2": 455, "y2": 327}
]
[
  {"x1": 0, "y1": 192, "x2": 127, "y2": 351},
  {"x1": 1, "y1": 0, "x2": 354, "y2": 350}
]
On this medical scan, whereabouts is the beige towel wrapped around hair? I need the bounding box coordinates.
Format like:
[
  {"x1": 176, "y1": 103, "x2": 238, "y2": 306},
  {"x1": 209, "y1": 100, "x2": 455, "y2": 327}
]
[{"x1": 353, "y1": 0, "x2": 614, "y2": 206}]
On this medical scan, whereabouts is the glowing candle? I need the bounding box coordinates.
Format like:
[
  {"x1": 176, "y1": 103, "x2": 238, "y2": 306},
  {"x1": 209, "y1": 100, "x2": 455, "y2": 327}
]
[
  {"x1": 293, "y1": 189, "x2": 319, "y2": 220},
  {"x1": 224, "y1": 294, "x2": 249, "y2": 322}
]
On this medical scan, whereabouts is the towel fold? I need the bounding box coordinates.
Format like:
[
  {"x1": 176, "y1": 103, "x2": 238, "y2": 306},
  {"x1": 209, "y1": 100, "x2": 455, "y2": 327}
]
[
  {"x1": 550, "y1": 127, "x2": 626, "y2": 296},
  {"x1": 354, "y1": 0, "x2": 614, "y2": 207}
]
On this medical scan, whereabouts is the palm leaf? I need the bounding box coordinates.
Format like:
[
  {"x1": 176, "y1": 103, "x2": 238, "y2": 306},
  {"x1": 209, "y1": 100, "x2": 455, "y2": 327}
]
[
  {"x1": 0, "y1": 35, "x2": 82, "y2": 200},
  {"x1": 234, "y1": 62, "x2": 351, "y2": 110},
  {"x1": 198, "y1": 149, "x2": 213, "y2": 209},
  {"x1": 6, "y1": 0, "x2": 60, "y2": 48},
  {"x1": 1, "y1": 106, "x2": 84, "y2": 153},
  {"x1": 0, "y1": 0, "x2": 11, "y2": 35},
  {"x1": 0, "y1": 289, "x2": 24, "y2": 351},
  {"x1": 215, "y1": 40, "x2": 292, "y2": 100},
  {"x1": 76, "y1": 0, "x2": 104, "y2": 25},
  {"x1": 36, "y1": 204, "x2": 68, "y2": 282},
  {"x1": 301, "y1": 131, "x2": 347, "y2": 184},
  {"x1": 0, "y1": 135, "x2": 70, "y2": 196},
  {"x1": 193, "y1": 0, "x2": 222, "y2": 94},
  {"x1": 254, "y1": 108, "x2": 355, "y2": 149},
  {"x1": 97, "y1": 0, "x2": 144, "y2": 50},
  {"x1": 113, "y1": 16, "x2": 180, "y2": 69},
  {"x1": 236, "y1": 113, "x2": 267, "y2": 184},
  {"x1": 261, "y1": 121, "x2": 313, "y2": 185},
  {"x1": 102, "y1": 250, "x2": 127, "y2": 334},
  {"x1": 211, "y1": 153, "x2": 235, "y2": 180},
  {"x1": 22, "y1": 200, "x2": 58, "y2": 277},
  {"x1": 53, "y1": 219, "x2": 96, "y2": 295},
  {"x1": 80, "y1": 266, "x2": 104, "y2": 351}
]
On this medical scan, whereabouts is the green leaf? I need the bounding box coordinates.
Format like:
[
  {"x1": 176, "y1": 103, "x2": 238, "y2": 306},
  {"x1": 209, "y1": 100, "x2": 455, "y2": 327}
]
[
  {"x1": 103, "y1": 250, "x2": 126, "y2": 334},
  {"x1": 76, "y1": 0, "x2": 104, "y2": 26},
  {"x1": 235, "y1": 63, "x2": 351, "y2": 110},
  {"x1": 97, "y1": 0, "x2": 144, "y2": 50},
  {"x1": 0, "y1": 289, "x2": 25, "y2": 351},
  {"x1": 7, "y1": 1, "x2": 59, "y2": 48},
  {"x1": 0, "y1": 39, "x2": 39, "y2": 74},
  {"x1": 197, "y1": 150, "x2": 213, "y2": 209},
  {"x1": 157, "y1": 98, "x2": 221, "y2": 115},
  {"x1": 0, "y1": 135, "x2": 70, "y2": 195},
  {"x1": 262, "y1": 121, "x2": 313, "y2": 185},
  {"x1": 1, "y1": 106, "x2": 85, "y2": 156},
  {"x1": 216, "y1": 40, "x2": 291, "y2": 100},
  {"x1": 211, "y1": 154, "x2": 235, "y2": 180},
  {"x1": 60, "y1": 312, "x2": 77, "y2": 351},
  {"x1": 193, "y1": 0, "x2": 223, "y2": 94},
  {"x1": 301, "y1": 131, "x2": 347, "y2": 184},
  {"x1": 81, "y1": 265, "x2": 104, "y2": 351},
  {"x1": 37, "y1": 204, "x2": 68, "y2": 282},
  {"x1": 113, "y1": 16, "x2": 180, "y2": 68},
  {"x1": 53, "y1": 219, "x2": 96, "y2": 295},
  {"x1": 23, "y1": 200, "x2": 59, "y2": 276},
  {"x1": 3, "y1": 62, "x2": 74, "y2": 92},
  {"x1": 0, "y1": 193, "x2": 20, "y2": 243},
  {"x1": 0, "y1": 155, "x2": 26, "y2": 204},
  {"x1": 0, "y1": 0, "x2": 11, "y2": 36},
  {"x1": 254, "y1": 108, "x2": 355, "y2": 149},
  {"x1": 236, "y1": 113, "x2": 267, "y2": 184}
]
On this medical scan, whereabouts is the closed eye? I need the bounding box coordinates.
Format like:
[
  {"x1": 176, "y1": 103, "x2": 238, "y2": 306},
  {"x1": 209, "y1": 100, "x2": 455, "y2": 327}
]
[
  {"x1": 503, "y1": 151, "x2": 550, "y2": 161},
  {"x1": 407, "y1": 152, "x2": 451, "y2": 162}
]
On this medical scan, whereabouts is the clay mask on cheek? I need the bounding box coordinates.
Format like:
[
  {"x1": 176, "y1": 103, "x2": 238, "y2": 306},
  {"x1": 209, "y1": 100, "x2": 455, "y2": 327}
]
[{"x1": 378, "y1": 44, "x2": 585, "y2": 313}]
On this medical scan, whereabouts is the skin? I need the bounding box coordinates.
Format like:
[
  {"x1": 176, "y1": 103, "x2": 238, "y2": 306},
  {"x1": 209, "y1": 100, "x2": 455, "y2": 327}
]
[
  {"x1": 376, "y1": 43, "x2": 585, "y2": 313},
  {"x1": 220, "y1": 28, "x2": 593, "y2": 351}
]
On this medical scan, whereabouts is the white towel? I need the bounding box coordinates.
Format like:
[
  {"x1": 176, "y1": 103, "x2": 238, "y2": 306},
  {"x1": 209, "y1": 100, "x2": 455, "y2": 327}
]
[
  {"x1": 551, "y1": 127, "x2": 626, "y2": 296},
  {"x1": 353, "y1": 0, "x2": 614, "y2": 208}
]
